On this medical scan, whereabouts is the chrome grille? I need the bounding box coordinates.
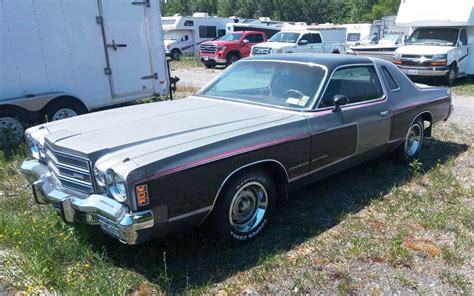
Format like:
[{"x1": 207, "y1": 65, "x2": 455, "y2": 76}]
[
  {"x1": 252, "y1": 47, "x2": 271, "y2": 55},
  {"x1": 200, "y1": 44, "x2": 217, "y2": 54},
  {"x1": 44, "y1": 143, "x2": 94, "y2": 194}
]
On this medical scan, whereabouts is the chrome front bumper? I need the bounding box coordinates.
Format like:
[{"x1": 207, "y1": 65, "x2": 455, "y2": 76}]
[
  {"x1": 397, "y1": 65, "x2": 450, "y2": 77},
  {"x1": 20, "y1": 159, "x2": 154, "y2": 245}
]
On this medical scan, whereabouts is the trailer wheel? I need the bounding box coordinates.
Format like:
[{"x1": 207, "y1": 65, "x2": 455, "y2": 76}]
[
  {"x1": 0, "y1": 109, "x2": 25, "y2": 148},
  {"x1": 45, "y1": 100, "x2": 87, "y2": 122},
  {"x1": 170, "y1": 49, "x2": 182, "y2": 61}
]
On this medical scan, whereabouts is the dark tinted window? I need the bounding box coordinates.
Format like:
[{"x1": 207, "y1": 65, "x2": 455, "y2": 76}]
[
  {"x1": 299, "y1": 34, "x2": 310, "y2": 44},
  {"x1": 347, "y1": 33, "x2": 361, "y2": 42},
  {"x1": 381, "y1": 66, "x2": 399, "y2": 91},
  {"x1": 184, "y1": 20, "x2": 194, "y2": 26},
  {"x1": 460, "y1": 29, "x2": 468, "y2": 45},
  {"x1": 218, "y1": 29, "x2": 226, "y2": 36},
  {"x1": 310, "y1": 33, "x2": 322, "y2": 43},
  {"x1": 319, "y1": 65, "x2": 384, "y2": 108},
  {"x1": 199, "y1": 26, "x2": 217, "y2": 38},
  {"x1": 247, "y1": 34, "x2": 264, "y2": 43}
]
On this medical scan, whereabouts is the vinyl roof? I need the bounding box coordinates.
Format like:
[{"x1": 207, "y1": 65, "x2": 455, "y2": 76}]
[{"x1": 246, "y1": 53, "x2": 375, "y2": 69}]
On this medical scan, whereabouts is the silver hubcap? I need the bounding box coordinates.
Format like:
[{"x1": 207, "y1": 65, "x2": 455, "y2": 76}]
[
  {"x1": 229, "y1": 181, "x2": 268, "y2": 233},
  {"x1": 52, "y1": 108, "x2": 78, "y2": 121},
  {"x1": 405, "y1": 123, "x2": 422, "y2": 157},
  {"x1": 0, "y1": 117, "x2": 24, "y2": 144}
]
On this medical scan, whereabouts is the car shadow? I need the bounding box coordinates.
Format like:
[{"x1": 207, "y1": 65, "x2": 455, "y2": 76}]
[{"x1": 74, "y1": 137, "x2": 468, "y2": 293}]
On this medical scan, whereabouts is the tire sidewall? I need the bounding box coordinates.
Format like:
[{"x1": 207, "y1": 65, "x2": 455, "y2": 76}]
[
  {"x1": 214, "y1": 170, "x2": 276, "y2": 243},
  {"x1": 171, "y1": 49, "x2": 181, "y2": 61},
  {"x1": 46, "y1": 101, "x2": 86, "y2": 122},
  {"x1": 226, "y1": 53, "x2": 239, "y2": 65},
  {"x1": 402, "y1": 118, "x2": 424, "y2": 161}
]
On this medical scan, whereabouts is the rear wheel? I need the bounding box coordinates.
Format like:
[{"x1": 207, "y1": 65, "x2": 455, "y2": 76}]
[
  {"x1": 395, "y1": 117, "x2": 424, "y2": 162},
  {"x1": 0, "y1": 109, "x2": 25, "y2": 148},
  {"x1": 45, "y1": 100, "x2": 87, "y2": 122},
  {"x1": 208, "y1": 169, "x2": 276, "y2": 244}
]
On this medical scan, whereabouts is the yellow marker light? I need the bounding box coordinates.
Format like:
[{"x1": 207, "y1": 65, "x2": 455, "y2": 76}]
[{"x1": 135, "y1": 185, "x2": 149, "y2": 206}]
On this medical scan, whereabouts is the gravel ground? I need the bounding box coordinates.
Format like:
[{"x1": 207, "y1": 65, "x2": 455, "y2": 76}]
[{"x1": 171, "y1": 67, "x2": 221, "y2": 89}]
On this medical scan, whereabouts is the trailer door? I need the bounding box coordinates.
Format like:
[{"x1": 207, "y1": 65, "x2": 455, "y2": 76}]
[{"x1": 99, "y1": 0, "x2": 158, "y2": 98}]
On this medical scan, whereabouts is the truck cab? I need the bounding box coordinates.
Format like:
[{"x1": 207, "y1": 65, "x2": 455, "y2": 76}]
[
  {"x1": 199, "y1": 31, "x2": 266, "y2": 68},
  {"x1": 393, "y1": 27, "x2": 471, "y2": 84},
  {"x1": 250, "y1": 26, "x2": 346, "y2": 56}
]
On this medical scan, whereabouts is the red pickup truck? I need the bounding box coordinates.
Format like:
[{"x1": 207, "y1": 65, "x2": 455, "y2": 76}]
[{"x1": 199, "y1": 31, "x2": 267, "y2": 68}]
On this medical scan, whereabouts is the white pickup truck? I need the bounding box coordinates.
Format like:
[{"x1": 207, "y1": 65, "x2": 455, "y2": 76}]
[{"x1": 251, "y1": 25, "x2": 346, "y2": 56}]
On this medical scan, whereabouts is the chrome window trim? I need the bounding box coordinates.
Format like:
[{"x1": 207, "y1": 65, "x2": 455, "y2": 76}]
[
  {"x1": 313, "y1": 62, "x2": 387, "y2": 110},
  {"x1": 380, "y1": 65, "x2": 401, "y2": 92},
  {"x1": 196, "y1": 59, "x2": 329, "y2": 112}
]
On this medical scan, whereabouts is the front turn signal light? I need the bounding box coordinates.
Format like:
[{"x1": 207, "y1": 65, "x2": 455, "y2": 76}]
[
  {"x1": 393, "y1": 59, "x2": 402, "y2": 65},
  {"x1": 431, "y1": 60, "x2": 447, "y2": 66},
  {"x1": 135, "y1": 184, "x2": 149, "y2": 206}
]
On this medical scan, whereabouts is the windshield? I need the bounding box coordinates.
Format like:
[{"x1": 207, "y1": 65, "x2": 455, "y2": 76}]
[
  {"x1": 269, "y1": 32, "x2": 300, "y2": 43},
  {"x1": 407, "y1": 28, "x2": 458, "y2": 46},
  {"x1": 218, "y1": 33, "x2": 243, "y2": 41},
  {"x1": 197, "y1": 61, "x2": 326, "y2": 109}
]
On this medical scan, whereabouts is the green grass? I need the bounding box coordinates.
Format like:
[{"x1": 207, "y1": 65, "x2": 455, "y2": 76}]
[
  {"x1": 0, "y1": 121, "x2": 472, "y2": 294},
  {"x1": 451, "y1": 76, "x2": 474, "y2": 96},
  {"x1": 170, "y1": 56, "x2": 203, "y2": 70}
]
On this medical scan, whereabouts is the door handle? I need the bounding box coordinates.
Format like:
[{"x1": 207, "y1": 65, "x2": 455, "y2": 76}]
[
  {"x1": 107, "y1": 39, "x2": 127, "y2": 51},
  {"x1": 379, "y1": 110, "x2": 389, "y2": 117}
]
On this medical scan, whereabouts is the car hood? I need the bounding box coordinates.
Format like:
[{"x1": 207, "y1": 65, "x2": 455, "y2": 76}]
[
  {"x1": 396, "y1": 45, "x2": 455, "y2": 55},
  {"x1": 40, "y1": 97, "x2": 295, "y2": 162},
  {"x1": 254, "y1": 42, "x2": 296, "y2": 49}
]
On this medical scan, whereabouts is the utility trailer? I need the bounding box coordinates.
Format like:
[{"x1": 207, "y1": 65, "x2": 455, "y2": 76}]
[{"x1": 0, "y1": 0, "x2": 172, "y2": 146}]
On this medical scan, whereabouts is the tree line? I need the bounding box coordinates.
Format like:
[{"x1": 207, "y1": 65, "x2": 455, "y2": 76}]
[{"x1": 160, "y1": 0, "x2": 401, "y2": 24}]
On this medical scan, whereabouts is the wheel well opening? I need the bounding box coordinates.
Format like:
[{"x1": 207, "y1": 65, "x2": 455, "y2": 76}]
[
  {"x1": 228, "y1": 51, "x2": 241, "y2": 58},
  {"x1": 260, "y1": 161, "x2": 289, "y2": 200},
  {"x1": 42, "y1": 95, "x2": 88, "y2": 118},
  {"x1": 418, "y1": 112, "x2": 433, "y2": 137}
]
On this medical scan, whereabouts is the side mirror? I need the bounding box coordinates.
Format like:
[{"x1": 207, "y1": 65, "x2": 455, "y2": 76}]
[
  {"x1": 242, "y1": 39, "x2": 250, "y2": 45},
  {"x1": 332, "y1": 95, "x2": 349, "y2": 112},
  {"x1": 298, "y1": 39, "x2": 308, "y2": 46}
]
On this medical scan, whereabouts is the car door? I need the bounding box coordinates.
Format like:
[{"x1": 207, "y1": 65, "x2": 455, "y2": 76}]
[
  {"x1": 457, "y1": 28, "x2": 469, "y2": 75},
  {"x1": 243, "y1": 34, "x2": 263, "y2": 57},
  {"x1": 310, "y1": 33, "x2": 324, "y2": 53},
  {"x1": 307, "y1": 64, "x2": 391, "y2": 172},
  {"x1": 296, "y1": 33, "x2": 311, "y2": 53}
]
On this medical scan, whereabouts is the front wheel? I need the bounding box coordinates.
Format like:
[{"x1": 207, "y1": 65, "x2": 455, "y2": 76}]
[
  {"x1": 445, "y1": 64, "x2": 457, "y2": 86},
  {"x1": 226, "y1": 53, "x2": 239, "y2": 66},
  {"x1": 208, "y1": 169, "x2": 276, "y2": 244},
  {"x1": 395, "y1": 118, "x2": 424, "y2": 162}
]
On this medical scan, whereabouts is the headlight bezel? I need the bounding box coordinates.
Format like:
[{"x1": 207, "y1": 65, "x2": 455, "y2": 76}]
[
  {"x1": 394, "y1": 52, "x2": 402, "y2": 60},
  {"x1": 432, "y1": 54, "x2": 448, "y2": 61},
  {"x1": 26, "y1": 134, "x2": 44, "y2": 160}
]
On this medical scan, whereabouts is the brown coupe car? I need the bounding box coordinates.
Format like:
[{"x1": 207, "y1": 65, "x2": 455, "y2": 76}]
[{"x1": 22, "y1": 54, "x2": 452, "y2": 244}]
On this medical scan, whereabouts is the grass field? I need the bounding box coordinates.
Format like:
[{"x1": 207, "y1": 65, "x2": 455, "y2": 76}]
[{"x1": 0, "y1": 91, "x2": 472, "y2": 294}]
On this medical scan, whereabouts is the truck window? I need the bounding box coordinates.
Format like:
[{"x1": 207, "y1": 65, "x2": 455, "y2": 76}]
[
  {"x1": 407, "y1": 28, "x2": 458, "y2": 46},
  {"x1": 247, "y1": 34, "x2": 264, "y2": 43},
  {"x1": 199, "y1": 26, "x2": 217, "y2": 38},
  {"x1": 299, "y1": 34, "x2": 310, "y2": 44},
  {"x1": 460, "y1": 29, "x2": 468, "y2": 46},
  {"x1": 184, "y1": 20, "x2": 194, "y2": 26},
  {"x1": 218, "y1": 29, "x2": 226, "y2": 37},
  {"x1": 319, "y1": 65, "x2": 384, "y2": 108},
  {"x1": 310, "y1": 33, "x2": 322, "y2": 44},
  {"x1": 380, "y1": 66, "x2": 399, "y2": 91}
]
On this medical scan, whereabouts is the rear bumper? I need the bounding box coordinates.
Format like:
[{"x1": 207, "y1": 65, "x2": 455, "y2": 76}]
[
  {"x1": 20, "y1": 159, "x2": 154, "y2": 245},
  {"x1": 397, "y1": 65, "x2": 450, "y2": 77}
]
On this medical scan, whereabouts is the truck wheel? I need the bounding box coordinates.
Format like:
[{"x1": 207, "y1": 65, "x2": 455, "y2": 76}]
[
  {"x1": 204, "y1": 63, "x2": 215, "y2": 69},
  {"x1": 208, "y1": 168, "x2": 276, "y2": 244},
  {"x1": 395, "y1": 117, "x2": 424, "y2": 163},
  {"x1": 445, "y1": 64, "x2": 457, "y2": 86},
  {"x1": 0, "y1": 109, "x2": 25, "y2": 148},
  {"x1": 45, "y1": 100, "x2": 87, "y2": 122},
  {"x1": 171, "y1": 49, "x2": 182, "y2": 61},
  {"x1": 226, "y1": 53, "x2": 239, "y2": 66}
]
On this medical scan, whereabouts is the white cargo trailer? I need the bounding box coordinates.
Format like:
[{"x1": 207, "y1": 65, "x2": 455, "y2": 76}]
[{"x1": 0, "y1": 0, "x2": 171, "y2": 146}]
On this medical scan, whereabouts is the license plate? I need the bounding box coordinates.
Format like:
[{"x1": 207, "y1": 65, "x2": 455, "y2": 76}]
[
  {"x1": 408, "y1": 69, "x2": 418, "y2": 75},
  {"x1": 203, "y1": 56, "x2": 209, "y2": 61},
  {"x1": 98, "y1": 216, "x2": 124, "y2": 240}
]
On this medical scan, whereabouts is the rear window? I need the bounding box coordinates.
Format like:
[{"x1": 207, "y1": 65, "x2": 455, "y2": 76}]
[{"x1": 381, "y1": 66, "x2": 399, "y2": 91}]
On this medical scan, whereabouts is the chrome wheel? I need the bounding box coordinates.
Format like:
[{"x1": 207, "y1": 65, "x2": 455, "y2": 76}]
[
  {"x1": 405, "y1": 123, "x2": 422, "y2": 157},
  {"x1": 229, "y1": 181, "x2": 268, "y2": 233},
  {"x1": 52, "y1": 108, "x2": 78, "y2": 121},
  {"x1": 0, "y1": 117, "x2": 24, "y2": 145}
]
